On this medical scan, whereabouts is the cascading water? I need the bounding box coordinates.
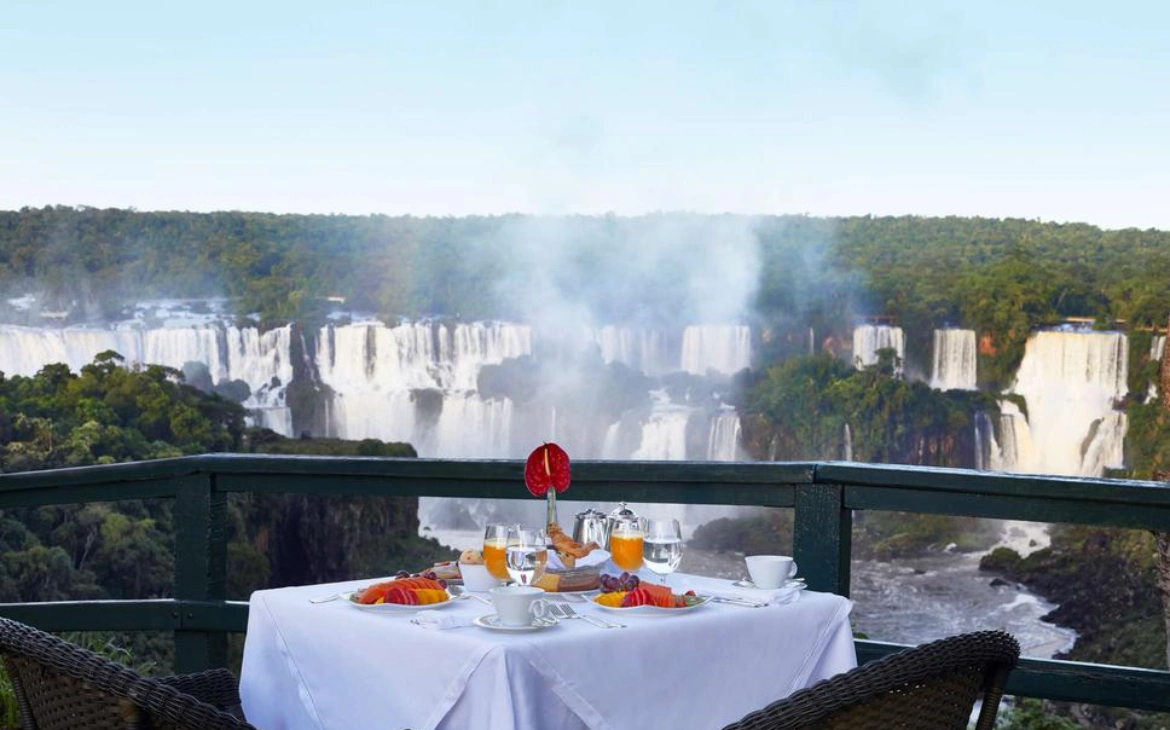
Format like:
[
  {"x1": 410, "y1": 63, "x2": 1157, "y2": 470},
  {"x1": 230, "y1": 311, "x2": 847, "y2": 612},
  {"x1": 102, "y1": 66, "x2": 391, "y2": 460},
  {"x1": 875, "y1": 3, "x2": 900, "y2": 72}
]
[
  {"x1": 852, "y1": 325, "x2": 905, "y2": 374},
  {"x1": 1149, "y1": 335, "x2": 1166, "y2": 402},
  {"x1": 976, "y1": 402, "x2": 1038, "y2": 473},
  {"x1": 0, "y1": 323, "x2": 294, "y2": 434},
  {"x1": 315, "y1": 321, "x2": 531, "y2": 448},
  {"x1": 589, "y1": 326, "x2": 672, "y2": 375},
  {"x1": 930, "y1": 329, "x2": 977, "y2": 390},
  {"x1": 680, "y1": 325, "x2": 752, "y2": 375},
  {"x1": 707, "y1": 410, "x2": 741, "y2": 461},
  {"x1": 1008, "y1": 330, "x2": 1128, "y2": 476}
]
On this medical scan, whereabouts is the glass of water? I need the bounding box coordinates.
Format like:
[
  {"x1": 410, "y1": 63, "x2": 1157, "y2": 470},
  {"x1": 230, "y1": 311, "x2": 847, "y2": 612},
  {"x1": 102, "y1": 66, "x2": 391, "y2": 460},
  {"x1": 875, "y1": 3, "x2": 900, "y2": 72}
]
[
  {"x1": 505, "y1": 527, "x2": 548, "y2": 586},
  {"x1": 643, "y1": 519, "x2": 683, "y2": 583}
]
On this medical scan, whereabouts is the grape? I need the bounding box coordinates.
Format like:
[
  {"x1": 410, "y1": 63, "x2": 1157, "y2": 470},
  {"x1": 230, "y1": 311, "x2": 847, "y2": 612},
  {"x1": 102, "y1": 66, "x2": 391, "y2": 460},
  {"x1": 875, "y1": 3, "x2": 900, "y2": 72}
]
[
  {"x1": 423, "y1": 570, "x2": 437, "y2": 580},
  {"x1": 395, "y1": 570, "x2": 410, "y2": 579},
  {"x1": 626, "y1": 575, "x2": 640, "y2": 590},
  {"x1": 437, "y1": 579, "x2": 448, "y2": 588}
]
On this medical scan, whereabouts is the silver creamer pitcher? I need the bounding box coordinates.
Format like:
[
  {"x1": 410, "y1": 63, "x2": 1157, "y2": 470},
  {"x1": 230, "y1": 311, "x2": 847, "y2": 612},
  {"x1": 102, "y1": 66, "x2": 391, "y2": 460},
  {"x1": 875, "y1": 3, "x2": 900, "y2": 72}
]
[{"x1": 571, "y1": 508, "x2": 608, "y2": 547}]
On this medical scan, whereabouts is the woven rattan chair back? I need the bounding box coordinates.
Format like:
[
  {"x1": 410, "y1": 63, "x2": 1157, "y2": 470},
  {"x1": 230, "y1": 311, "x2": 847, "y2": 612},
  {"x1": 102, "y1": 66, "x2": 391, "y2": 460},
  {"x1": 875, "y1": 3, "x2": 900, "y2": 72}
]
[
  {"x1": 0, "y1": 618, "x2": 253, "y2": 730},
  {"x1": 722, "y1": 630, "x2": 1020, "y2": 730}
]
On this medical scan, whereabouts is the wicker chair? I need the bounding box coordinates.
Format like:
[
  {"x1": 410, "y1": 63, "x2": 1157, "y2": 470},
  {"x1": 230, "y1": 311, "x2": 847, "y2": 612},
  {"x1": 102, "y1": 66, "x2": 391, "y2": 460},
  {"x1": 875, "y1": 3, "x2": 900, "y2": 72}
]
[
  {"x1": 722, "y1": 630, "x2": 1020, "y2": 730},
  {"x1": 0, "y1": 617, "x2": 254, "y2": 730}
]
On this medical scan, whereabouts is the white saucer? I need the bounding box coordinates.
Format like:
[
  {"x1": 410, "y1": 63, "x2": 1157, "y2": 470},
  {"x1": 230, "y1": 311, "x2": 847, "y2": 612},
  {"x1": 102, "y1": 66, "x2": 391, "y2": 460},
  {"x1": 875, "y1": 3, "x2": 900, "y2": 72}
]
[
  {"x1": 473, "y1": 614, "x2": 559, "y2": 632},
  {"x1": 732, "y1": 579, "x2": 806, "y2": 591}
]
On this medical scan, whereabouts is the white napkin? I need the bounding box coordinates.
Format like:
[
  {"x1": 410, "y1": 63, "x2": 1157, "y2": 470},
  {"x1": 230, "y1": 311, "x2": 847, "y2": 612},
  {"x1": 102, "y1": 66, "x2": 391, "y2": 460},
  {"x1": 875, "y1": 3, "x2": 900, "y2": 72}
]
[
  {"x1": 410, "y1": 613, "x2": 476, "y2": 630},
  {"x1": 666, "y1": 574, "x2": 805, "y2": 605},
  {"x1": 547, "y1": 549, "x2": 610, "y2": 571},
  {"x1": 705, "y1": 584, "x2": 803, "y2": 605}
]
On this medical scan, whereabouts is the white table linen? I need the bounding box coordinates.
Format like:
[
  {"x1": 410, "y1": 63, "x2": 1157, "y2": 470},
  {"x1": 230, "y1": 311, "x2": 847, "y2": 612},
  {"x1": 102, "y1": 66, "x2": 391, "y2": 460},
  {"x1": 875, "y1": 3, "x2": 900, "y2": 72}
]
[{"x1": 241, "y1": 573, "x2": 855, "y2": 730}]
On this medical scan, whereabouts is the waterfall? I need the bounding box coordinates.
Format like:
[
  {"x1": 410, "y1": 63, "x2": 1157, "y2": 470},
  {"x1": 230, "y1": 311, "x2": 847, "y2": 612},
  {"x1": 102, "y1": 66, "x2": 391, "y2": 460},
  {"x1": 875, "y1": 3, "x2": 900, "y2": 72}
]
[
  {"x1": 1149, "y1": 335, "x2": 1166, "y2": 402},
  {"x1": 629, "y1": 391, "x2": 693, "y2": 460},
  {"x1": 601, "y1": 422, "x2": 624, "y2": 459},
  {"x1": 1008, "y1": 330, "x2": 1128, "y2": 476},
  {"x1": 706, "y1": 410, "x2": 741, "y2": 461},
  {"x1": 680, "y1": 325, "x2": 751, "y2": 375},
  {"x1": 427, "y1": 393, "x2": 514, "y2": 458},
  {"x1": 931, "y1": 329, "x2": 977, "y2": 390},
  {"x1": 1081, "y1": 411, "x2": 1128, "y2": 476},
  {"x1": 0, "y1": 323, "x2": 294, "y2": 435},
  {"x1": 843, "y1": 423, "x2": 853, "y2": 462},
  {"x1": 852, "y1": 325, "x2": 905, "y2": 373},
  {"x1": 315, "y1": 321, "x2": 532, "y2": 455},
  {"x1": 589, "y1": 326, "x2": 672, "y2": 375}
]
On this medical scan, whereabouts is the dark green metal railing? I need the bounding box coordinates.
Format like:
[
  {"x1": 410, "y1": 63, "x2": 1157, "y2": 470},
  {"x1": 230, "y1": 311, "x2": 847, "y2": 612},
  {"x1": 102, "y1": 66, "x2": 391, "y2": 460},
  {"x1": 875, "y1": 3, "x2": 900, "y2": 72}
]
[{"x1": 3, "y1": 455, "x2": 1170, "y2": 711}]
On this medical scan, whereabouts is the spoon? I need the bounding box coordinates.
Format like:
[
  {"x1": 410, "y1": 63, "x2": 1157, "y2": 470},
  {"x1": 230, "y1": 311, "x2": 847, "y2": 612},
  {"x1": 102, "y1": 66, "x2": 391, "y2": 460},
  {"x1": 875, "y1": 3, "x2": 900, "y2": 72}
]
[{"x1": 448, "y1": 585, "x2": 492, "y2": 606}]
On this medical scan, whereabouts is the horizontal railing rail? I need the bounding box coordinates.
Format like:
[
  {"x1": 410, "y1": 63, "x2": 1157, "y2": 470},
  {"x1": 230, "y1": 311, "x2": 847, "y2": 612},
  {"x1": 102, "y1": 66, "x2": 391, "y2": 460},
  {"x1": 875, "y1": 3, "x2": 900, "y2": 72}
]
[{"x1": 2, "y1": 454, "x2": 1169, "y2": 711}]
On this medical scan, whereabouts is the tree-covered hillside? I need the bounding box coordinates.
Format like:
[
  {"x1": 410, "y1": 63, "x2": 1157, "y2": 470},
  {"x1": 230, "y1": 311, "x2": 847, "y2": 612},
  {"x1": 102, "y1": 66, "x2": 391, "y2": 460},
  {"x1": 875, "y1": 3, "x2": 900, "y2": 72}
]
[
  {"x1": 0, "y1": 355, "x2": 451, "y2": 610},
  {"x1": 4, "y1": 209, "x2": 1170, "y2": 371}
]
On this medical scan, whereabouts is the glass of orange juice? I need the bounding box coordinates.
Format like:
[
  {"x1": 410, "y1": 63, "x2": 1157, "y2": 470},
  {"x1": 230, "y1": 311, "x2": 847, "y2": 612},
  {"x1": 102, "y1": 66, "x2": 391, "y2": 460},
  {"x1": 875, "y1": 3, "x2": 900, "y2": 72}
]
[
  {"x1": 609, "y1": 517, "x2": 646, "y2": 573},
  {"x1": 483, "y1": 524, "x2": 512, "y2": 581}
]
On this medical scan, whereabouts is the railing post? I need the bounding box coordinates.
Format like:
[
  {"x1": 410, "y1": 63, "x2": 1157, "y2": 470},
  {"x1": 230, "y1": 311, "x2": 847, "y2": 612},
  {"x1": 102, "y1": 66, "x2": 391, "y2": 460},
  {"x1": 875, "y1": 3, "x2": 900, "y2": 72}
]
[
  {"x1": 174, "y1": 473, "x2": 227, "y2": 673},
  {"x1": 793, "y1": 482, "x2": 852, "y2": 596}
]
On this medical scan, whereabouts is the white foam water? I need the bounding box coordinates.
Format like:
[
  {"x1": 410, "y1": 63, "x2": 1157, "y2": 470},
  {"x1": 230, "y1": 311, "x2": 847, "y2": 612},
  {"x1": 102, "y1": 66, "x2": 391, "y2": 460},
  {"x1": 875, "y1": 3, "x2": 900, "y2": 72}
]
[
  {"x1": 931, "y1": 329, "x2": 977, "y2": 390},
  {"x1": 852, "y1": 325, "x2": 905, "y2": 374},
  {"x1": 1007, "y1": 330, "x2": 1128, "y2": 476}
]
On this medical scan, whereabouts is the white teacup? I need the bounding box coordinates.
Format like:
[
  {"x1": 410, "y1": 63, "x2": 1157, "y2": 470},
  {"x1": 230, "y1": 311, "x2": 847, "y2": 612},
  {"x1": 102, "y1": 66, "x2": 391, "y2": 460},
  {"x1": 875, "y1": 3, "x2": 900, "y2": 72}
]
[
  {"x1": 489, "y1": 585, "x2": 550, "y2": 627},
  {"x1": 745, "y1": 555, "x2": 798, "y2": 589},
  {"x1": 460, "y1": 563, "x2": 503, "y2": 592}
]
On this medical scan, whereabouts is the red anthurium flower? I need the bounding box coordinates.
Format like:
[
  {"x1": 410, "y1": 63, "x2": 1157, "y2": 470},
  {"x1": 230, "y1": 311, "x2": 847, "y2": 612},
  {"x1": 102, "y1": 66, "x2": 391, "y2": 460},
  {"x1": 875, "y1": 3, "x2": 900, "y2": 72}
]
[{"x1": 525, "y1": 443, "x2": 571, "y2": 497}]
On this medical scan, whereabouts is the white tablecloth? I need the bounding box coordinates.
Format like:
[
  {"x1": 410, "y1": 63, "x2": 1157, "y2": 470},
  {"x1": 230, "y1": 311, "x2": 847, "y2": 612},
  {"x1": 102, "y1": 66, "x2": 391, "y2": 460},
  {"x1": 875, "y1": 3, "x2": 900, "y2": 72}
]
[{"x1": 241, "y1": 574, "x2": 856, "y2": 730}]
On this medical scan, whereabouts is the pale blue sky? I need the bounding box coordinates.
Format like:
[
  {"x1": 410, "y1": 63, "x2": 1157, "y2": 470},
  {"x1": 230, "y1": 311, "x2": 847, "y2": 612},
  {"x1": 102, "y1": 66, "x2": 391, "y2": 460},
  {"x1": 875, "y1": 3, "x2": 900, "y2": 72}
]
[{"x1": 2, "y1": 1, "x2": 1168, "y2": 228}]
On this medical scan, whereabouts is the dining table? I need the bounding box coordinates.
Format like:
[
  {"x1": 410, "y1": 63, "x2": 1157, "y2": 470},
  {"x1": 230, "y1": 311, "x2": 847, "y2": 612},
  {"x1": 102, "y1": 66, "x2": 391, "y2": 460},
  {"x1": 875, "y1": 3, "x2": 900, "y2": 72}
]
[{"x1": 240, "y1": 573, "x2": 856, "y2": 730}]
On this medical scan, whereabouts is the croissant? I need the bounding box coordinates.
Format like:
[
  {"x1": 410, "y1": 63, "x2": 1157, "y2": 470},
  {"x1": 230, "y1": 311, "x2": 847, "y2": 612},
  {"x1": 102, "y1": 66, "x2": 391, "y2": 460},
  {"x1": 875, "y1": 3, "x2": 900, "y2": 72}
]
[{"x1": 548, "y1": 522, "x2": 600, "y2": 559}]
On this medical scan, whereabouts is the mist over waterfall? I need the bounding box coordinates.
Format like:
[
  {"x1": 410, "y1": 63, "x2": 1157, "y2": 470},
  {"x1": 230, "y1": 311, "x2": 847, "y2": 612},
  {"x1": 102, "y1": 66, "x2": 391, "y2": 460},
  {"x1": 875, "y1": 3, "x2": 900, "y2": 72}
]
[
  {"x1": 589, "y1": 327, "x2": 673, "y2": 376},
  {"x1": 1002, "y1": 330, "x2": 1129, "y2": 476},
  {"x1": 852, "y1": 325, "x2": 905, "y2": 373},
  {"x1": 931, "y1": 329, "x2": 977, "y2": 390},
  {"x1": 681, "y1": 325, "x2": 752, "y2": 375}
]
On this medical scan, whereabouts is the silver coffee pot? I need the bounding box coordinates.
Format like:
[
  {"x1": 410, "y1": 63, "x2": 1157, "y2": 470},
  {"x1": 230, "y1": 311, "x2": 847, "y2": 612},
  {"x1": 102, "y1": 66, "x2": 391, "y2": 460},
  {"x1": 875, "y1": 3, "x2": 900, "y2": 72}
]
[{"x1": 571, "y1": 508, "x2": 608, "y2": 548}]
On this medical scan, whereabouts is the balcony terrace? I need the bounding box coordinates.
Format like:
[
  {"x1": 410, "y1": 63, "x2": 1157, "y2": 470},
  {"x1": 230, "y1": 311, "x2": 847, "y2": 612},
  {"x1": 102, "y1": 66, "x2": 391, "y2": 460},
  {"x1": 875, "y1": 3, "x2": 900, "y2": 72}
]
[{"x1": 1, "y1": 455, "x2": 1169, "y2": 713}]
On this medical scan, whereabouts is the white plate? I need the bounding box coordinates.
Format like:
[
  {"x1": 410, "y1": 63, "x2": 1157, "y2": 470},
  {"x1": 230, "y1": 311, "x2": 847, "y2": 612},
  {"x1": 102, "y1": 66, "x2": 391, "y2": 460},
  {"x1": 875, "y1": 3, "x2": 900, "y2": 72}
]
[
  {"x1": 346, "y1": 591, "x2": 455, "y2": 612},
  {"x1": 539, "y1": 587, "x2": 599, "y2": 596},
  {"x1": 592, "y1": 595, "x2": 713, "y2": 616},
  {"x1": 474, "y1": 614, "x2": 559, "y2": 632}
]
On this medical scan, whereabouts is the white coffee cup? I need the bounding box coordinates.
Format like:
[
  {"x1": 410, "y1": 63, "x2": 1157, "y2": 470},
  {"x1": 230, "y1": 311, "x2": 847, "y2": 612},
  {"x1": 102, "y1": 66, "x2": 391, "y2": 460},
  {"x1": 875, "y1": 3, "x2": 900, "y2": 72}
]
[
  {"x1": 489, "y1": 585, "x2": 550, "y2": 627},
  {"x1": 745, "y1": 555, "x2": 799, "y2": 589},
  {"x1": 460, "y1": 563, "x2": 503, "y2": 592}
]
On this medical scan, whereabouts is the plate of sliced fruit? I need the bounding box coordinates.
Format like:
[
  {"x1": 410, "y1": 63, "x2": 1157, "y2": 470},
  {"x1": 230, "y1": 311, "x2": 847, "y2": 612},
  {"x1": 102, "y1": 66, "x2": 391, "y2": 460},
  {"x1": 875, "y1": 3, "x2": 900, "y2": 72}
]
[
  {"x1": 348, "y1": 571, "x2": 455, "y2": 612},
  {"x1": 592, "y1": 574, "x2": 711, "y2": 615}
]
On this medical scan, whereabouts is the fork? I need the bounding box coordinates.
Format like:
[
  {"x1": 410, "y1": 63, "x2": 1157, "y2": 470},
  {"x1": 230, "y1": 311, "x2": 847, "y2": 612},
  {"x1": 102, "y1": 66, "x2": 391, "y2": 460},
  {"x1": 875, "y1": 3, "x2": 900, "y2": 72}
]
[{"x1": 548, "y1": 602, "x2": 625, "y2": 629}]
